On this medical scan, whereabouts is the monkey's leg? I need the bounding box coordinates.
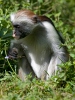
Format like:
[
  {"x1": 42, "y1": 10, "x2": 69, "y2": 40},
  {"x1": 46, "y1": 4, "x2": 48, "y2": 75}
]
[{"x1": 18, "y1": 57, "x2": 35, "y2": 81}]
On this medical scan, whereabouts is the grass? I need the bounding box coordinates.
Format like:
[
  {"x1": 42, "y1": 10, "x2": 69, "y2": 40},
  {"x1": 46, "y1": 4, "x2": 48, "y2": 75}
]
[{"x1": 0, "y1": 72, "x2": 75, "y2": 100}]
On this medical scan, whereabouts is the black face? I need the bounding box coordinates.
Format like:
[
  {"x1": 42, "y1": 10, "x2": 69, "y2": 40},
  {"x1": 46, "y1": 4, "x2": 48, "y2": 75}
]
[
  {"x1": 12, "y1": 20, "x2": 34, "y2": 39},
  {"x1": 12, "y1": 23, "x2": 28, "y2": 39}
]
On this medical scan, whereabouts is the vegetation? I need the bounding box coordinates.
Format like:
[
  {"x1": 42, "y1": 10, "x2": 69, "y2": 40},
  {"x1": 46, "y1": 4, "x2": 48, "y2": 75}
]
[{"x1": 0, "y1": 0, "x2": 75, "y2": 99}]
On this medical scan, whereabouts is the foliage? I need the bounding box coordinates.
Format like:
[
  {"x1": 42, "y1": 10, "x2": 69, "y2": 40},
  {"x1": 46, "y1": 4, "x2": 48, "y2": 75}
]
[
  {"x1": 0, "y1": 72, "x2": 75, "y2": 100},
  {"x1": 0, "y1": 0, "x2": 75, "y2": 99}
]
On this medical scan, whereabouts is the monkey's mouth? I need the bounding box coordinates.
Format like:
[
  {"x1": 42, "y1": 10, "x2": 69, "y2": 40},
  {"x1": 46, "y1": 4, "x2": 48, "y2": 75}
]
[{"x1": 13, "y1": 33, "x2": 20, "y2": 39}]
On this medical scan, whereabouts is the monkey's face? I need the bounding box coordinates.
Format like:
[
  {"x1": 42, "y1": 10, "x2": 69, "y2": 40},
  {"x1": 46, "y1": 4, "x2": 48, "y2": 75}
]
[
  {"x1": 12, "y1": 20, "x2": 34, "y2": 39},
  {"x1": 11, "y1": 15, "x2": 35, "y2": 39},
  {"x1": 10, "y1": 10, "x2": 41, "y2": 39}
]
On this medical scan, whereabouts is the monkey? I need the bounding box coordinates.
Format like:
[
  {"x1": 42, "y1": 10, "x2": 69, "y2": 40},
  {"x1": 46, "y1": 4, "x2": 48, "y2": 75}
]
[{"x1": 5, "y1": 10, "x2": 69, "y2": 81}]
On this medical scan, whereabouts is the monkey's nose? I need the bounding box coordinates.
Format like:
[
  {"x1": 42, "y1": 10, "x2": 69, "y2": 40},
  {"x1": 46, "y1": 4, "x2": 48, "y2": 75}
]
[{"x1": 13, "y1": 33, "x2": 16, "y2": 37}]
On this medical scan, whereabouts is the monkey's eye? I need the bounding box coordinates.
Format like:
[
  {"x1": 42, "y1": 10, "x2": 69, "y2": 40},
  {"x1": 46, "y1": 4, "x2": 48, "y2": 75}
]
[{"x1": 13, "y1": 25, "x2": 20, "y2": 28}]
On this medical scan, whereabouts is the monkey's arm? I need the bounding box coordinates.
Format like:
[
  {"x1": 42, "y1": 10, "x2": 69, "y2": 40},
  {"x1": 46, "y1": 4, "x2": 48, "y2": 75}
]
[
  {"x1": 5, "y1": 40, "x2": 19, "y2": 59},
  {"x1": 7, "y1": 47, "x2": 18, "y2": 59}
]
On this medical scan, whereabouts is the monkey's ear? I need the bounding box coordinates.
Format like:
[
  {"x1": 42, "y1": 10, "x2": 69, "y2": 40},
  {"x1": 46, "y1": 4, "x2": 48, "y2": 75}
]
[{"x1": 32, "y1": 15, "x2": 40, "y2": 23}]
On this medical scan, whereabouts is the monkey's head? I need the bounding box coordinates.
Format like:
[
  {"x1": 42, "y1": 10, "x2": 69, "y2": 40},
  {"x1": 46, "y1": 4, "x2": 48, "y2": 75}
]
[
  {"x1": 10, "y1": 9, "x2": 55, "y2": 40},
  {"x1": 10, "y1": 10, "x2": 40, "y2": 39}
]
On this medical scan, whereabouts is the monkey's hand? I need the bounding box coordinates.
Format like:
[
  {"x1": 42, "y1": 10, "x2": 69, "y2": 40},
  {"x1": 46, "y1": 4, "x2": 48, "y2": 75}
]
[{"x1": 6, "y1": 48, "x2": 18, "y2": 60}]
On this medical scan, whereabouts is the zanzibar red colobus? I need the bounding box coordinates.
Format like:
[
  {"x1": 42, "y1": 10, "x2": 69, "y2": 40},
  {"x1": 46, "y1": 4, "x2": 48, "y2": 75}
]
[{"x1": 5, "y1": 10, "x2": 69, "y2": 81}]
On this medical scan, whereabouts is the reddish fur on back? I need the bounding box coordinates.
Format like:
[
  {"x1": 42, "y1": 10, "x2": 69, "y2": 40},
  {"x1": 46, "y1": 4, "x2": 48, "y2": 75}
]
[
  {"x1": 15, "y1": 10, "x2": 35, "y2": 19},
  {"x1": 13, "y1": 9, "x2": 55, "y2": 25}
]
